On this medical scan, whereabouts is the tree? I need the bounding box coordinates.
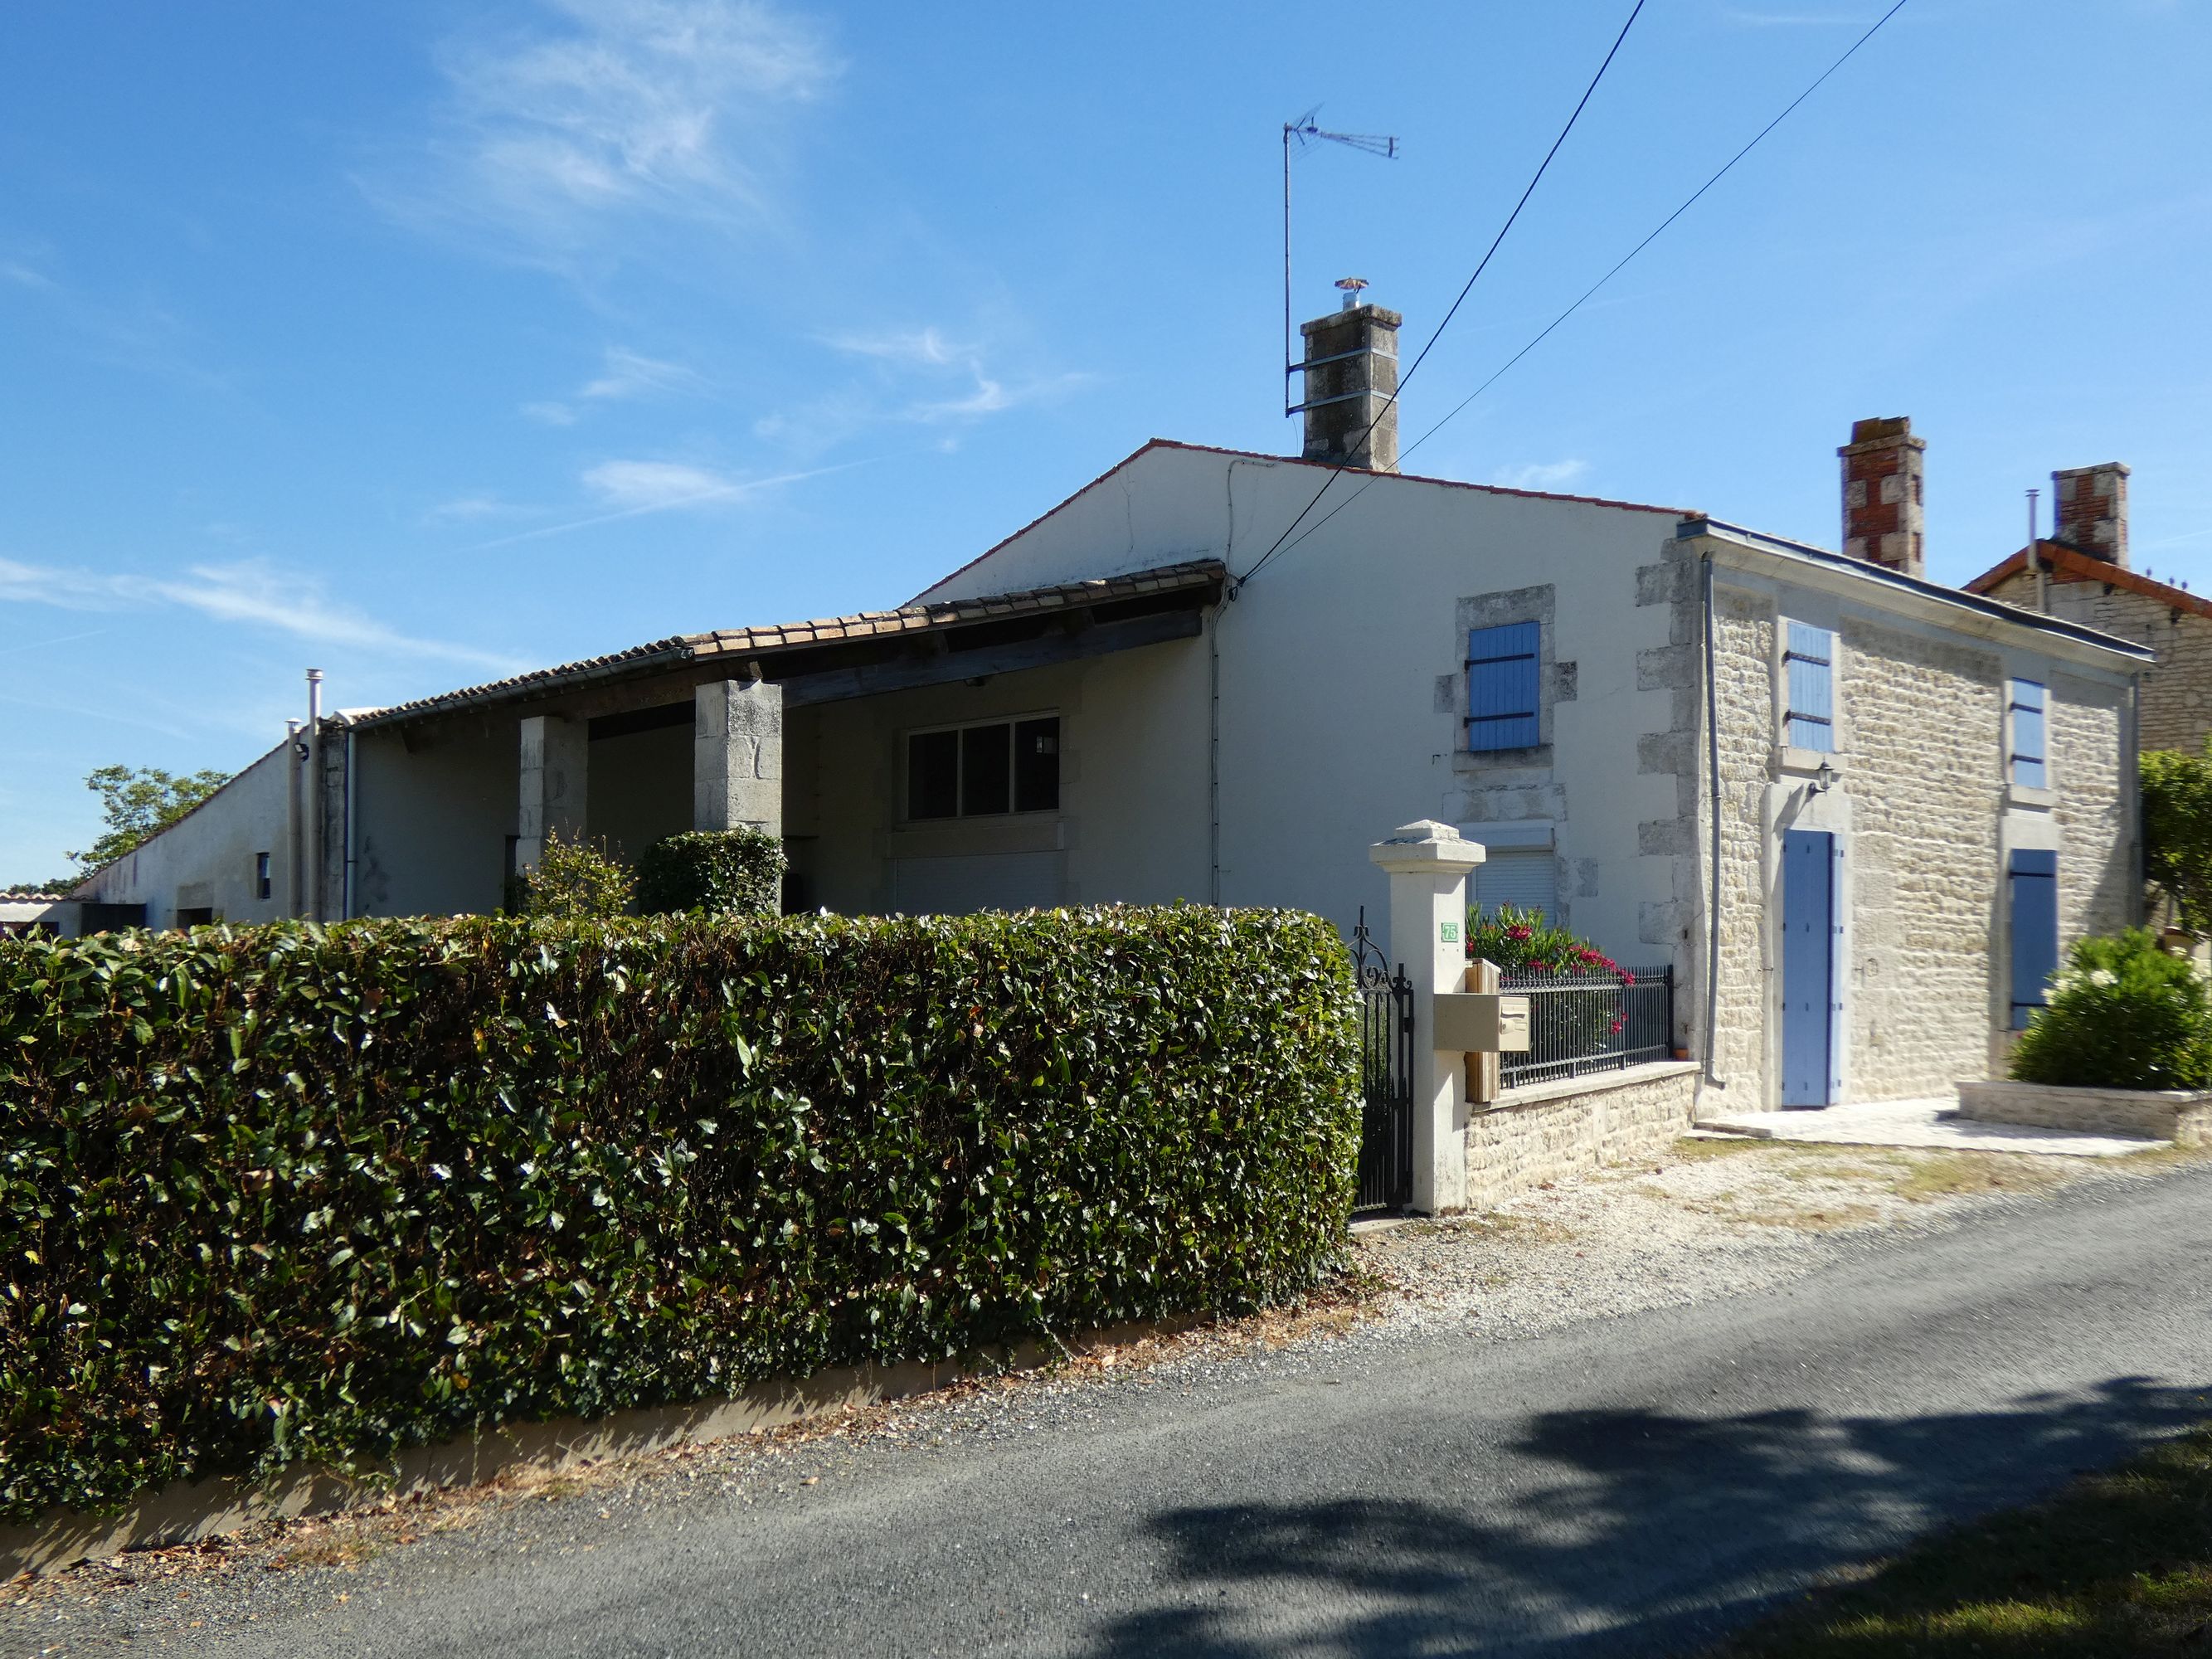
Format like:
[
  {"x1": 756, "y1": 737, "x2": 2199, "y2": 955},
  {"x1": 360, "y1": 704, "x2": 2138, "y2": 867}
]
[
  {"x1": 2143, "y1": 744, "x2": 2212, "y2": 935},
  {"x1": 66, "y1": 765, "x2": 232, "y2": 877}
]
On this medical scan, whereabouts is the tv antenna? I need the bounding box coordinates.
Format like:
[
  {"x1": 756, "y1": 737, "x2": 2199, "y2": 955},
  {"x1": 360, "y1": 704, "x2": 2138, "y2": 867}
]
[{"x1": 1283, "y1": 109, "x2": 1399, "y2": 416}]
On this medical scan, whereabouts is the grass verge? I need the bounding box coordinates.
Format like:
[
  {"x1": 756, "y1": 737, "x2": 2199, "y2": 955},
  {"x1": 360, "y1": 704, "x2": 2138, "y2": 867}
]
[{"x1": 1709, "y1": 1420, "x2": 2212, "y2": 1656}]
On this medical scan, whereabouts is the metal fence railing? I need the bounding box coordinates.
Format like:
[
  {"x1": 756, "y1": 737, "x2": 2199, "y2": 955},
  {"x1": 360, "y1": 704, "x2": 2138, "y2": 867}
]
[{"x1": 1497, "y1": 965, "x2": 1675, "y2": 1090}]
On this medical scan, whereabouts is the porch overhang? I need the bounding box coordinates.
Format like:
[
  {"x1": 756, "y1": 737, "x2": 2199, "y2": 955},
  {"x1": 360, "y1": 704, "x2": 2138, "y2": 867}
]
[{"x1": 350, "y1": 559, "x2": 1224, "y2": 735}]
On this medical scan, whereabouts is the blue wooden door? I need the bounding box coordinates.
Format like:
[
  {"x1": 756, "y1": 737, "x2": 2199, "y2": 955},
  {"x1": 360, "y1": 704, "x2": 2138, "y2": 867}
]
[{"x1": 1782, "y1": 830, "x2": 1841, "y2": 1107}]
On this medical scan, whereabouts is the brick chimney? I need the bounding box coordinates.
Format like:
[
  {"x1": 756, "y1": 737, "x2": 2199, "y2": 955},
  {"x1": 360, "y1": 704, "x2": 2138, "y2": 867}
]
[
  {"x1": 1837, "y1": 416, "x2": 1926, "y2": 578},
  {"x1": 2050, "y1": 462, "x2": 2130, "y2": 567},
  {"x1": 1296, "y1": 282, "x2": 1400, "y2": 471}
]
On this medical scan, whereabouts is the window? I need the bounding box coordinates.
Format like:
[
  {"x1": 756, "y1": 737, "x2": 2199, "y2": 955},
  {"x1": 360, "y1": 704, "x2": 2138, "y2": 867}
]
[
  {"x1": 2009, "y1": 679, "x2": 2048, "y2": 788},
  {"x1": 255, "y1": 851, "x2": 272, "y2": 901},
  {"x1": 1472, "y1": 849, "x2": 1557, "y2": 920},
  {"x1": 907, "y1": 717, "x2": 1060, "y2": 820},
  {"x1": 2009, "y1": 849, "x2": 2059, "y2": 1029},
  {"x1": 1466, "y1": 621, "x2": 1540, "y2": 752},
  {"x1": 1783, "y1": 621, "x2": 1835, "y2": 752}
]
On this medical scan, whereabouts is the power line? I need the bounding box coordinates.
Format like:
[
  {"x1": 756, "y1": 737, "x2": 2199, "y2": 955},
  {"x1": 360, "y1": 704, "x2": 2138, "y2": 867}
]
[
  {"x1": 1235, "y1": 0, "x2": 1648, "y2": 590},
  {"x1": 1247, "y1": 0, "x2": 1913, "y2": 577}
]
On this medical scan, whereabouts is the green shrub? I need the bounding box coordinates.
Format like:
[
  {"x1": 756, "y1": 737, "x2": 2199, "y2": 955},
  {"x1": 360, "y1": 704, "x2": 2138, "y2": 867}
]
[
  {"x1": 519, "y1": 830, "x2": 634, "y2": 920},
  {"x1": 634, "y1": 829, "x2": 785, "y2": 917},
  {"x1": 2009, "y1": 928, "x2": 2212, "y2": 1091},
  {"x1": 0, "y1": 904, "x2": 1357, "y2": 1520}
]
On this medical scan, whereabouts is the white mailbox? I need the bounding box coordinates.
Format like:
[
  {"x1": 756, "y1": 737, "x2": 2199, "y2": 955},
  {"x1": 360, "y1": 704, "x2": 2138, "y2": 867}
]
[{"x1": 1432, "y1": 990, "x2": 1530, "y2": 1054}]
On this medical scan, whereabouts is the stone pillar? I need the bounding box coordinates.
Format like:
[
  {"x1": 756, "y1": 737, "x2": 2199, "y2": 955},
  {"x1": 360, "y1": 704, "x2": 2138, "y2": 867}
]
[
  {"x1": 694, "y1": 678, "x2": 783, "y2": 837},
  {"x1": 517, "y1": 714, "x2": 588, "y2": 873},
  {"x1": 1369, "y1": 820, "x2": 1486, "y2": 1214}
]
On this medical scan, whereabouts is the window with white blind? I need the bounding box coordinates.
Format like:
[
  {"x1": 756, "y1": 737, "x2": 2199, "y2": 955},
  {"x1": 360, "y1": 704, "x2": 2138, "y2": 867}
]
[{"x1": 1471, "y1": 849, "x2": 1557, "y2": 919}]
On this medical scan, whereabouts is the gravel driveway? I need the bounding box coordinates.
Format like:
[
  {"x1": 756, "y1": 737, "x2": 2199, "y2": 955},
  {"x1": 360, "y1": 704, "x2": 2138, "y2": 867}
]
[{"x1": 3, "y1": 1135, "x2": 2195, "y2": 1657}]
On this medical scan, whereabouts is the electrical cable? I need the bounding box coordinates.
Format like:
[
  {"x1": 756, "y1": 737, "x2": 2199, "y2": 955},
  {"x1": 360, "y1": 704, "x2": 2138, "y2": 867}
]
[
  {"x1": 1234, "y1": 0, "x2": 1648, "y2": 590},
  {"x1": 1243, "y1": 0, "x2": 1912, "y2": 578}
]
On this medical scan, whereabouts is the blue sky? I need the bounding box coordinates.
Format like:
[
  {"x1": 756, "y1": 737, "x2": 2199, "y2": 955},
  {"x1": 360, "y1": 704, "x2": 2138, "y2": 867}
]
[{"x1": 4, "y1": 0, "x2": 2208, "y2": 883}]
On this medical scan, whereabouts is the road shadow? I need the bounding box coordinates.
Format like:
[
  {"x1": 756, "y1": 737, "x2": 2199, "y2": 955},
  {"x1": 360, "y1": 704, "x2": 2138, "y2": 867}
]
[{"x1": 1087, "y1": 1375, "x2": 2209, "y2": 1658}]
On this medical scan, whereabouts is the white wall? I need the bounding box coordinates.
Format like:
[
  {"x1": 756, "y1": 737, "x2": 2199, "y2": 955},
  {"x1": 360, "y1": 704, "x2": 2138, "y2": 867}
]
[
  {"x1": 352, "y1": 720, "x2": 516, "y2": 917},
  {"x1": 74, "y1": 737, "x2": 296, "y2": 928},
  {"x1": 794, "y1": 635, "x2": 1210, "y2": 917},
  {"x1": 922, "y1": 443, "x2": 1689, "y2": 963}
]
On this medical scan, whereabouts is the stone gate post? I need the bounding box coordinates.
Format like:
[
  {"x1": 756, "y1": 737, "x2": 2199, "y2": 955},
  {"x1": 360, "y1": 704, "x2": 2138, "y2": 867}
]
[{"x1": 1369, "y1": 820, "x2": 1485, "y2": 1214}]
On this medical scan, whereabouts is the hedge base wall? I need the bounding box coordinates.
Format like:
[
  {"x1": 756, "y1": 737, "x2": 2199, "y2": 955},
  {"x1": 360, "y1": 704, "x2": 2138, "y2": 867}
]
[{"x1": 0, "y1": 906, "x2": 1358, "y2": 1522}]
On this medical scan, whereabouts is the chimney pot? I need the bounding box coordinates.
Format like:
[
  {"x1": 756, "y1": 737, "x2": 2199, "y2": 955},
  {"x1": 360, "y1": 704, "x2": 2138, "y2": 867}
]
[
  {"x1": 1296, "y1": 293, "x2": 1400, "y2": 472},
  {"x1": 1836, "y1": 416, "x2": 1927, "y2": 579},
  {"x1": 2050, "y1": 461, "x2": 2130, "y2": 567}
]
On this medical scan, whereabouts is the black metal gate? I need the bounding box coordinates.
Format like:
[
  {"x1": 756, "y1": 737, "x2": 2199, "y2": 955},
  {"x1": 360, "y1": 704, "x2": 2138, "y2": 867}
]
[{"x1": 1350, "y1": 908, "x2": 1415, "y2": 1214}]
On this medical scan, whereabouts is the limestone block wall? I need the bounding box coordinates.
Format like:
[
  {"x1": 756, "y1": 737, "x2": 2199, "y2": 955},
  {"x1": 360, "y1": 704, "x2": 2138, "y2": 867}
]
[
  {"x1": 1838, "y1": 617, "x2": 2007, "y2": 1098},
  {"x1": 1983, "y1": 568, "x2": 2212, "y2": 757},
  {"x1": 1707, "y1": 596, "x2": 1775, "y2": 1096},
  {"x1": 1464, "y1": 1062, "x2": 1700, "y2": 1212},
  {"x1": 1703, "y1": 569, "x2": 2137, "y2": 1108},
  {"x1": 2049, "y1": 674, "x2": 2134, "y2": 941}
]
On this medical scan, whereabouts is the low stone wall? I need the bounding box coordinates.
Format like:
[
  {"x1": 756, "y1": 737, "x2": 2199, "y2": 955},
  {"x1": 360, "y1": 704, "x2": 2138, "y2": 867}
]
[
  {"x1": 1463, "y1": 1061, "x2": 1702, "y2": 1212},
  {"x1": 1956, "y1": 1078, "x2": 2212, "y2": 1145}
]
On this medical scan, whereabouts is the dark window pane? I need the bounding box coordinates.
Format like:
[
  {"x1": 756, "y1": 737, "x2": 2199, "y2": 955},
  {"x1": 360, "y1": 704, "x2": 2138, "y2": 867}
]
[
  {"x1": 960, "y1": 723, "x2": 1011, "y2": 816},
  {"x1": 1014, "y1": 717, "x2": 1060, "y2": 813},
  {"x1": 907, "y1": 730, "x2": 959, "y2": 820}
]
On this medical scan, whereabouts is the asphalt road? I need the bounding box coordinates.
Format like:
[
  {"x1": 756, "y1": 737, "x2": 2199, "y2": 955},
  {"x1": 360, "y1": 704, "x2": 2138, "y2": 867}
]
[{"x1": 148, "y1": 1167, "x2": 2212, "y2": 1656}]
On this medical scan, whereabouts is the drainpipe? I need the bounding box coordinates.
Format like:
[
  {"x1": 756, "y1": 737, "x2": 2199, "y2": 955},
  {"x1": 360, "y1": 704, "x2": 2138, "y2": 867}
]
[
  {"x1": 343, "y1": 726, "x2": 357, "y2": 922},
  {"x1": 1208, "y1": 598, "x2": 1223, "y2": 905},
  {"x1": 305, "y1": 669, "x2": 323, "y2": 922},
  {"x1": 284, "y1": 718, "x2": 304, "y2": 919},
  {"x1": 1701, "y1": 552, "x2": 1728, "y2": 1088}
]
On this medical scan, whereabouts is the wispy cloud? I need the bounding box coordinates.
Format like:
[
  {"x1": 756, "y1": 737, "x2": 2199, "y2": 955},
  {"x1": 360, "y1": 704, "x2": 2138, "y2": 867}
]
[
  {"x1": 752, "y1": 326, "x2": 1087, "y2": 455},
  {"x1": 370, "y1": 0, "x2": 839, "y2": 264},
  {"x1": 824, "y1": 327, "x2": 965, "y2": 367},
  {"x1": 524, "y1": 344, "x2": 705, "y2": 423},
  {"x1": 466, "y1": 456, "x2": 857, "y2": 549},
  {"x1": 1490, "y1": 460, "x2": 1591, "y2": 492},
  {"x1": 0, "y1": 556, "x2": 517, "y2": 669},
  {"x1": 424, "y1": 494, "x2": 539, "y2": 523}
]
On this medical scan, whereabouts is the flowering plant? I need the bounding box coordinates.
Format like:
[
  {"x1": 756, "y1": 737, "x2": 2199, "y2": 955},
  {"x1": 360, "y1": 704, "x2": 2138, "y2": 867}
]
[{"x1": 1465, "y1": 902, "x2": 1635, "y2": 1049}]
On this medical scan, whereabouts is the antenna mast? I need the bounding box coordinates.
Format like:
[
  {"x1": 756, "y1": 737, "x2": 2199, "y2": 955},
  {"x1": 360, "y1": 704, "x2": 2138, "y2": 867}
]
[{"x1": 1283, "y1": 109, "x2": 1399, "y2": 416}]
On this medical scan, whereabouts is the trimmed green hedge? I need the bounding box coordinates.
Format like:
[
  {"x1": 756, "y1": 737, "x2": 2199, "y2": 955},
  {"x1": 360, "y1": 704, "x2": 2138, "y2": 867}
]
[
  {"x1": 635, "y1": 829, "x2": 785, "y2": 917},
  {"x1": 0, "y1": 906, "x2": 1358, "y2": 1520}
]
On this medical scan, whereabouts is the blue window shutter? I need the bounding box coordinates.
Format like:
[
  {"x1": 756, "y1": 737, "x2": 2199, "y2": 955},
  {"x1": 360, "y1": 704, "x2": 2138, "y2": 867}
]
[
  {"x1": 2009, "y1": 848, "x2": 2059, "y2": 1029},
  {"x1": 1467, "y1": 621, "x2": 1541, "y2": 752},
  {"x1": 1828, "y1": 835, "x2": 1847, "y2": 1101},
  {"x1": 1784, "y1": 621, "x2": 1835, "y2": 752},
  {"x1": 2010, "y1": 679, "x2": 2047, "y2": 788}
]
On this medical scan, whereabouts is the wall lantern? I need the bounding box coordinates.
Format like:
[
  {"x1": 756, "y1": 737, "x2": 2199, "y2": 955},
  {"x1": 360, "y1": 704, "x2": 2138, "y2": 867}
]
[{"x1": 1808, "y1": 761, "x2": 1839, "y2": 795}]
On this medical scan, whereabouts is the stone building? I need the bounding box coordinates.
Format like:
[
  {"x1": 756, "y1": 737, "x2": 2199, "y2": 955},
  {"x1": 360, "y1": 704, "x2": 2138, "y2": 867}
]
[
  {"x1": 1965, "y1": 461, "x2": 2212, "y2": 758},
  {"x1": 72, "y1": 312, "x2": 2150, "y2": 1121}
]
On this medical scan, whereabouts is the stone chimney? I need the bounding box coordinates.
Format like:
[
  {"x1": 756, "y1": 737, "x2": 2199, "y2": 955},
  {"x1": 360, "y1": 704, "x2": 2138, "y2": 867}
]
[
  {"x1": 1837, "y1": 416, "x2": 1926, "y2": 578},
  {"x1": 2050, "y1": 462, "x2": 2130, "y2": 567},
  {"x1": 1296, "y1": 284, "x2": 1400, "y2": 471}
]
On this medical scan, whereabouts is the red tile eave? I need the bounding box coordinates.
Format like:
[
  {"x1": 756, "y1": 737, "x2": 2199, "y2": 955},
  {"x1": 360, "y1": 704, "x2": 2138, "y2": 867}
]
[
  {"x1": 907, "y1": 437, "x2": 1694, "y2": 603},
  {"x1": 1966, "y1": 541, "x2": 2212, "y2": 622}
]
